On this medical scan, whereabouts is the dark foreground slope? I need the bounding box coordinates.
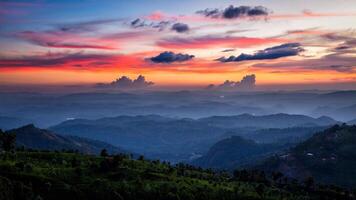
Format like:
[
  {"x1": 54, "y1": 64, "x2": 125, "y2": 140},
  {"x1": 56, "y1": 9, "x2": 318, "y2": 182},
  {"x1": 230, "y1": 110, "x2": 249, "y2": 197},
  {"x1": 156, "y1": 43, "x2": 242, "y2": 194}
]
[
  {"x1": 7, "y1": 124, "x2": 127, "y2": 155},
  {"x1": 0, "y1": 150, "x2": 354, "y2": 200},
  {"x1": 259, "y1": 124, "x2": 356, "y2": 187}
]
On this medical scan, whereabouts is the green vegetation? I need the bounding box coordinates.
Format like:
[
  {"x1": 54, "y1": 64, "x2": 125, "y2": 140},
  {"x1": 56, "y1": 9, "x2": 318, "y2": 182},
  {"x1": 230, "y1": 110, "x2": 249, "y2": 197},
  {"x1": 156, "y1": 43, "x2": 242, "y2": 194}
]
[
  {"x1": 1, "y1": 125, "x2": 356, "y2": 200},
  {"x1": 0, "y1": 149, "x2": 354, "y2": 200}
]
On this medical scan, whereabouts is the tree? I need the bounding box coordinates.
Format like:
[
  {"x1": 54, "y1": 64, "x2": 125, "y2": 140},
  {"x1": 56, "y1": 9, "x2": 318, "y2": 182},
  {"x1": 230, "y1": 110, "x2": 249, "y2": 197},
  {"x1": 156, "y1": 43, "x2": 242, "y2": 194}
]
[
  {"x1": 0, "y1": 131, "x2": 16, "y2": 152},
  {"x1": 100, "y1": 149, "x2": 108, "y2": 157},
  {"x1": 254, "y1": 184, "x2": 265, "y2": 199},
  {"x1": 304, "y1": 177, "x2": 315, "y2": 191},
  {"x1": 272, "y1": 171, "x2": 284, "y2": 184},
  {"x1": 138, "y1": 155, "x2": 144, "y2": 161}
]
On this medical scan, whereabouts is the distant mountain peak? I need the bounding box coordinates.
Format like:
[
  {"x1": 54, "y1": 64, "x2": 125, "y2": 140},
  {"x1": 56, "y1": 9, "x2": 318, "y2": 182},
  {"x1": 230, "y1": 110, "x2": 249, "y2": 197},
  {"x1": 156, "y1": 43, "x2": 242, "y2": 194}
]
[
  {"x1": 19, "y1": 124, "x2": 36, "y2": 129},
  {"x1": 7, "y1": 124, "x2": 128, "y2": 155}
]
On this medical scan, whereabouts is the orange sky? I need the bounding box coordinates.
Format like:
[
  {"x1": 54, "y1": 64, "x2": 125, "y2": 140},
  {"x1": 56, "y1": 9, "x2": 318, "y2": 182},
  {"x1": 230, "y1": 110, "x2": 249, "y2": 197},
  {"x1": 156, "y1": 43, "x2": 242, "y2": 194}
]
[{"x1": 0, "y1": 1, "x2": 356, "y2": 89}]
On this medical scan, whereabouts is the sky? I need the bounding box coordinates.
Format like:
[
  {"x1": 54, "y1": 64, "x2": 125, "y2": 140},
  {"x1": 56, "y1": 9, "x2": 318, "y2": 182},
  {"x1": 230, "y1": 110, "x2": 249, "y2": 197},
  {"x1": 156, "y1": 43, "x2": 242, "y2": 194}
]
[{"x1": 0, "y1": 0, "x2": 356, "y2": 91}]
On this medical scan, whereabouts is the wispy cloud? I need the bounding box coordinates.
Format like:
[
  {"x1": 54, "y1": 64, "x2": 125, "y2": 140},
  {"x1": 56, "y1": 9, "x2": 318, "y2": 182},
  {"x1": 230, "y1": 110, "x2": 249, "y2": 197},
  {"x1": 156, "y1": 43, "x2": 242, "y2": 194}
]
[
  {"x1": 252, "y1": 52, "x2": 356, "y2": 73},
  {"x1": 0, "y1": 51, "x2": 144, "y2": 70},
  {"x1": 157, "y1": 35, "x2": 285, "y2": 49},
  {"x1": 13, "y1": 30, "x2": 116, "y2": 50}
]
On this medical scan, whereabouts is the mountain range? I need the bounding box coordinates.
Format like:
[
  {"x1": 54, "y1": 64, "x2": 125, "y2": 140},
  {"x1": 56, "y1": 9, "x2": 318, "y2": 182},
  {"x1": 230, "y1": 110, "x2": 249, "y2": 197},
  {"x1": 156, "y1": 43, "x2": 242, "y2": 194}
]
[{"x1": 50, "y1": 113, "x2": 337, "y2": 162}]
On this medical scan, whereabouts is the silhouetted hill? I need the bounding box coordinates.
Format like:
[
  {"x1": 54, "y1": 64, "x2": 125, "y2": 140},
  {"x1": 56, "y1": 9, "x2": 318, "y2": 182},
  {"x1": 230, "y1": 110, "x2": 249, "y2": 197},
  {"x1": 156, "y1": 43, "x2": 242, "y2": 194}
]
[
  {"x1": 8, "y1": 124, "x2": 127, "y2": 155},
  {"x1": 192, "y1": 136, "x2": 289, "y2": 170},
  {"x1": 258, "y1": 125, "x2": 356, "y2": 187}
]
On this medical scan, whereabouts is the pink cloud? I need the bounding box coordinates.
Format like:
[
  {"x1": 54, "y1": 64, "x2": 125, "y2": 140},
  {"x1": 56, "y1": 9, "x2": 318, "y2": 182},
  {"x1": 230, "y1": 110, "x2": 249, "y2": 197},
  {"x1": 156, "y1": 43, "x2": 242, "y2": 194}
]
[
  {"x1": 0, "y1": 51, "x2": 146, "y2": 71},
  {"x1": 272, "y1": 10, "x2": 356, "y2": 20},
  {"x1": 145, "y1": 11, "x2": 167, "y2": 21},
  {"x1": 14, "y1": 31, "x2": 116, "y2": 50}
]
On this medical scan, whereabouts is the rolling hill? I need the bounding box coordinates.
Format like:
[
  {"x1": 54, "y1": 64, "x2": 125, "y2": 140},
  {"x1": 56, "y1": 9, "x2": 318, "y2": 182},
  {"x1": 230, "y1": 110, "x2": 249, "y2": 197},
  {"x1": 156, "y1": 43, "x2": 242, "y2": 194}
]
[
  {"x1": 7, "y1": 124, "x2": 128, "y2": 155},
  {"x1": 258, "y1": 124, "x2": 356, "y2": 187}
]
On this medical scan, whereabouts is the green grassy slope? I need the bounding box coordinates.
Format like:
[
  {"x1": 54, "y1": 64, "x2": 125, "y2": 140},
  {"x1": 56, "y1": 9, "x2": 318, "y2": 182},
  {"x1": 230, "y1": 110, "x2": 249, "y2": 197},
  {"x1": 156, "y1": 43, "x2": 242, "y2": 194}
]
[{"x1": 0, "y1": 150, "x2": 353, "y2": 200}]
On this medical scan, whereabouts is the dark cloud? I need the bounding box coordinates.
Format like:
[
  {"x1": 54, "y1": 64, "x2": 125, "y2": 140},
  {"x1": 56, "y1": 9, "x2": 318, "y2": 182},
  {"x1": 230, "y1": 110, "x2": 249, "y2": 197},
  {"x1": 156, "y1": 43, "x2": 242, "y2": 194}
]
[
  {"x1": 196, "y1": 8, "x2": 220, "y2": 18},
  {"x1": 221, "y1": 48, "x2": 235, "y2": 52},
  {"x1": 320, "y1": 32, "x2": 356, "y2": 53},
  {"x1": 130, "y1": 18, "x2": 172, "y2": 30},
  {"x1": 197, "y1": 5, "x2": 270, "y2": 20},
  {"x1": 207, "y1": 74, "x2": 256, "y2": 91},
  {"x1": 336, "y1": 39, "x2": 356, "y2": 51},
  {"x1": 252, "y1": 52, "x2": 356, "y2": 73},
  {"x1": 150, "y1": 51, "x2": 194, "y2": 63},
  {"x1": 96, "y1": 75, "x2": 154, "y2": 89},
  {"x1": 171, "y1": 23, "x2": 189, "y2": 33},
  {"x1": 335, "y1": 46, "x2": 350, "y2": 50},
  {"x1": 249, "y1": 31, "x2": 356, "y2": 73},
  {"x1": 323, "y1": 65, "x2": 354, "y2": 73},
  {"x1": 56, "y1": 19, "x2": 121, "y2": 33},
  {"x1": 130, "y1": 18, "x2": 144, "y2": 28},
  {"x1": 130, "y1": 18, "x2": 189, "y2": 33},
  {"x1": 218, "y1": 43, "x2": 304, "y2": 62}
]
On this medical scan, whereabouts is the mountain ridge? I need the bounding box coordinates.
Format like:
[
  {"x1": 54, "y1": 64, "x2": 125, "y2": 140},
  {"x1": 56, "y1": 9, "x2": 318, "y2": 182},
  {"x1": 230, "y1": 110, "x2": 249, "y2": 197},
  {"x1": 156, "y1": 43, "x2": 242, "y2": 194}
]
[{"x1": 7, "y1": 124, "x2": 128, "y2": 155}]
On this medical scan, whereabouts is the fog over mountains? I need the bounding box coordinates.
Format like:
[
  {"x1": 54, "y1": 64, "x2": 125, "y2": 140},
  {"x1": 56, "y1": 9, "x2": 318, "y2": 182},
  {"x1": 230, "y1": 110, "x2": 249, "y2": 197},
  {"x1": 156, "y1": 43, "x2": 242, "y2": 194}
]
[{"x1": 0, "y1": 90, "x2": 355, "y2": 128}]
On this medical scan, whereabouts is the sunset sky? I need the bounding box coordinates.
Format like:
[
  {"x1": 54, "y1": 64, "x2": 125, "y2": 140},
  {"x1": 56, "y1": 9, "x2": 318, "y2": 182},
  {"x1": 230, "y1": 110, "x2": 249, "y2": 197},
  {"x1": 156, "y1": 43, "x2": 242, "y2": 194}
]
[{"x1": 1, "y1": 0, "x2": 356, "y2": 90}]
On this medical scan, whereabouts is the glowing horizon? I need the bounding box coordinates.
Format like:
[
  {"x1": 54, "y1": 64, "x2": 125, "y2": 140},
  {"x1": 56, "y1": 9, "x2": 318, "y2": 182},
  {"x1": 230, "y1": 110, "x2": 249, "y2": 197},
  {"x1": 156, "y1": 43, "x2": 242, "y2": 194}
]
[{"x1": 1, "y1": 0, "x2": 356, "y2": 90}]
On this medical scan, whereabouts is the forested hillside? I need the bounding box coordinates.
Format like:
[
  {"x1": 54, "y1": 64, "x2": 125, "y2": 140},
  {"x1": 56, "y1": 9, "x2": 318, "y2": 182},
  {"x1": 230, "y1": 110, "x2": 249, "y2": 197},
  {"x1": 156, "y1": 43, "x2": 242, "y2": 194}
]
[{"x1": 259, "y1": 125, "x2": 356, "y2": 187}]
